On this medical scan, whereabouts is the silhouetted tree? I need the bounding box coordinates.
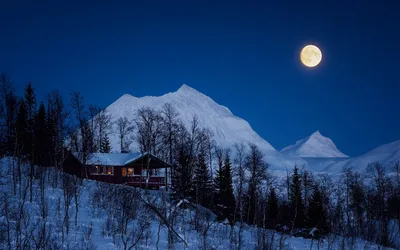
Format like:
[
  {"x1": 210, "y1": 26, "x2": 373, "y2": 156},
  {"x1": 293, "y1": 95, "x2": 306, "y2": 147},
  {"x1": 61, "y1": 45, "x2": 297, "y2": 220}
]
[
  {"x1": 289, "y1": 165, "x2": 304, "y2": 231},
  {"x1": 171, "y1": 147, "x2": 194, "y2": 202},
  {"x1": 214, "y1": 150, "x2": 235, "y2": 223},
  {"x1": 116, "y1": 117, "x2": 134, "y2": 153},
  {"x1": 100, "y1": 133, "x2": 111, "y2": 153},
  {"x1": 24, "y1": 82, "x2": 36, "y2": 159},
  {"x1": 266, "y1": 188, "x2": 278, "y2": 229},
  {"x1": 34, "y1": 103, "x2": 51, "y2": 166},
  {"x1": 244, "y1": 143, "x2": 268, "y2": 225},
  {"x1": 193, "y1": 153, "x2": 212, "y2": 208},
  {"x1": 15, "y1": 99, "x2": 28, "y2": 158},
  {"x1": 307, "y1": 183, "x2": 328, "y2": 233},
  {"x1": 0, "y1": 73, "x2": 18, "y2": 153}
]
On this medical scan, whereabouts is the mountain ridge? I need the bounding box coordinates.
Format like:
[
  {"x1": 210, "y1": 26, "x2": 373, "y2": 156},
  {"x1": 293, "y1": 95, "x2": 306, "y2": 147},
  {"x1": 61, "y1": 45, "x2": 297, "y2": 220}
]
[{"x1": 102, "y1": 84, "x2": 398, "y2": 173}]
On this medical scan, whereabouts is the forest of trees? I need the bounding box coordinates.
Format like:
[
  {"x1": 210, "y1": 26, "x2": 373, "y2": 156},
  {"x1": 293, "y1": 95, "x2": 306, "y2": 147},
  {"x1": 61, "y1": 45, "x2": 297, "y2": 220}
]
[{"x1": 0, "y1": 73, "x2": 400, "y2": 249}]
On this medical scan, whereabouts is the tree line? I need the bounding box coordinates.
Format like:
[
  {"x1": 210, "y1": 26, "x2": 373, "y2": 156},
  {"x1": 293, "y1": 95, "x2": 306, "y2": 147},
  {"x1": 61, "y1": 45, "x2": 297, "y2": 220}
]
[{"x1": 1, "y1": 73, "x2": 399, "y2": 249}]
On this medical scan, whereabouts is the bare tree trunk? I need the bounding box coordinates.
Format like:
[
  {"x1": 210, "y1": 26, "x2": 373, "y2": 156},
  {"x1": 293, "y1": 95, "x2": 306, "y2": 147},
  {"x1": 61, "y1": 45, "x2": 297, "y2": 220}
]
[{"x1": 156, "y1": 221, "x2": 162, "y2": 250}]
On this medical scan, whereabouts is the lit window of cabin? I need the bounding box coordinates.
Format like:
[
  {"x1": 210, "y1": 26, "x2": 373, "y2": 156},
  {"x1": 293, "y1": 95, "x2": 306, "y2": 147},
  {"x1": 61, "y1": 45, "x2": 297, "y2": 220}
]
[
  {"x1": 106, "y1": 167, "x2": 113, "y2": 175},
  {"x1": 127, "y1": 168, "x2": 134, "y2": 176},
  {"x1": 122, "y1": 168, "x2": 127, "y2": 177}
]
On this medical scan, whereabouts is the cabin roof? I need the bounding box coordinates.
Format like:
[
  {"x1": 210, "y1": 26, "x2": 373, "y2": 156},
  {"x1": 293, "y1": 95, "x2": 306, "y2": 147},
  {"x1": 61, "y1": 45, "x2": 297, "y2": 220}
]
[
  {"x1": 72, "y1": 152, "x2": 141, "y2": 166},
  {"x1": 71, "y1": 152, "x2": 170, "y2": 167}
]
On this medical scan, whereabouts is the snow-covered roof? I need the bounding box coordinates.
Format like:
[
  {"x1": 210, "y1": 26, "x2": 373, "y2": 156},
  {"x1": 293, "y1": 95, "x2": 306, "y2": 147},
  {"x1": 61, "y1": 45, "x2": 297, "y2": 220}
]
[{"x1": 72, "y1": 152, "x2": 142, "y2": 166}]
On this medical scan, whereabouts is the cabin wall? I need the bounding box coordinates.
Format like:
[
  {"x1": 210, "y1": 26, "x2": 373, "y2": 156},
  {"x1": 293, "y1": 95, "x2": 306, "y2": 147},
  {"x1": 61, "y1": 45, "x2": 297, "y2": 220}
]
[
  {"x1": 86, "y1": 165, "x2": 123, "y2": 184},
  {"x1": 61, "y1": 153, "x2": 171, "y2": 189},
  {"x1": 62, "y1": 153, "x2": 83, "y2": 177}
]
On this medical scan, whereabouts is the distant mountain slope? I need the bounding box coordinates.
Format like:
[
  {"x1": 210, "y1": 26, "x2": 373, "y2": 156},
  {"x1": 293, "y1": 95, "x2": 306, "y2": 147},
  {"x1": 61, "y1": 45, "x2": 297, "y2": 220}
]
[
  {"x1": 281, "y1": 131, "x2": 349, "y2": 158},
  {"x1": 323, "y1": 140, "x2": 400, "y2": 173},
  {"x1": 103, "y1": 84, "x2": 306, "y2": 170},
  {"x1": 100, "y1": 84, "x2": 398, "y2": 173}
]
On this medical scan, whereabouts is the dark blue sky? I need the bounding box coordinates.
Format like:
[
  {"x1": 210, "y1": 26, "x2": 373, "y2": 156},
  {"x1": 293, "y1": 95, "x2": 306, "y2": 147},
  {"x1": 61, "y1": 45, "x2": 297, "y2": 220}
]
[{"x1": 1, "y1": 1, "x2": 399, "y2": 156}]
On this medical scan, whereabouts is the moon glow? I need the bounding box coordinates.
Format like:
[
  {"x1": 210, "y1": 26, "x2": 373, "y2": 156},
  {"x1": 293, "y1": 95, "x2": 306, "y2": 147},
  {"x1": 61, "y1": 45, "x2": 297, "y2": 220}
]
[{"x1": 300, "y1": 45, "x2": 322, "y2": 67}]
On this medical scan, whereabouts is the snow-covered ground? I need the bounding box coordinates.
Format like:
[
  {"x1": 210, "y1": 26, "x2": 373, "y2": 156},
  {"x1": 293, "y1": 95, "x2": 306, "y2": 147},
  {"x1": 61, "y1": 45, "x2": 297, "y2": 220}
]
[{"x1": 0, "y1": 157, "x2": 394, "y2": 250}]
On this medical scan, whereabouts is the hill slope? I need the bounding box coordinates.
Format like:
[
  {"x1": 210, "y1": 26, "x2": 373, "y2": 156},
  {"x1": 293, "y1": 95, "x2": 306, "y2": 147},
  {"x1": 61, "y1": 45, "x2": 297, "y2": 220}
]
[{"x1": 323, "y1": 140, "x2": 400, "y2": 173}]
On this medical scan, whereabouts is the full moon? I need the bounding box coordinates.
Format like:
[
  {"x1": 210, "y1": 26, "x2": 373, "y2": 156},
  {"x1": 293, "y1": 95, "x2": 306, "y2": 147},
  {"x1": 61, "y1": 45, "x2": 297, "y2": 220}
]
[{"x1": 300, "y1": 45, "x2": 322, "y2": 67}]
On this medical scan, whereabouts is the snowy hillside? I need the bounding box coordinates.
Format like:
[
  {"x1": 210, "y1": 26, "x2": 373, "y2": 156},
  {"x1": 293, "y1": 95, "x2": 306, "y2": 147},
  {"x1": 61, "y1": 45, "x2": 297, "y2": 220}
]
[
  {"x1": 104, "y1": 84, "x2": 306, "y2": 170},
  {"x1": 281, "y1": 131, "x2": 348, "y2": 158},
  {"x1": 323, "y1": 140, "x2": 400, "y2": 173},
  {"x1": 0, "y1": 158, "x2": 395, "y2": 250}
]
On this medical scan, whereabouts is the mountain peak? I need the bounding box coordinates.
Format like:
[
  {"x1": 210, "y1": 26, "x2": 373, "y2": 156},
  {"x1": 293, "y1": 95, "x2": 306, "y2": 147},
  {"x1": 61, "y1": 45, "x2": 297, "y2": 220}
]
[
  {"x1": 102, "y1": 83, "x2": 278, "y2": 162},
  {"x1": 311, "y1": 130, "x2": 322, "y2": 137},
  {"x1": 281, "y1": 131, "x2": 349, "y2": 158},
  {"x1": 177, "y1": 84, "x2": 199, "y2": 94}
]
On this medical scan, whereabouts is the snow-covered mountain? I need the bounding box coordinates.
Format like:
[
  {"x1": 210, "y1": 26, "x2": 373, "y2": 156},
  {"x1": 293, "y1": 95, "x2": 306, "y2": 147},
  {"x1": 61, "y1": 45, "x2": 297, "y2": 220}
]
[
  {"x1": 104, "y1": 84, "x2": 306, "y2": 170},
  {"x1": 323, "y1": 140, "x2": 400, "y2": 173},
  {"x1": 101, "y1": 84, "x2": 399, "y2": 173},
  {"x1": 281, "y1": 130, "x2": 349, "y2": 158}
]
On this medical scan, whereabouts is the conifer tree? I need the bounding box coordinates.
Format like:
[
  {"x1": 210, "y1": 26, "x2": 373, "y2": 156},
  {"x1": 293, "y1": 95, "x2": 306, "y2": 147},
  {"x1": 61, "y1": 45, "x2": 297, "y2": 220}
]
[
  {"x1": 34, "y1": 103, "x2": 49, "y2": 166},
  {"x1": 193, "y1": 153, "x2": 212, "y2": 208},
  {"x1": 266, "y1": 188, "x2": 278, "y2": 229},
  {"x1": 289, "y1": 165, "x2": 304, "y2": 230},
  {"x1": 214, "y1": 151, "x2": 236, "y2": 222},
  {"x1": 171, "y1": 148, "x2": 194, "y2": 203},
  {"x1": 100, "y1": 133, "x2": 112, "y2": 153},
  {"x1": 15, "y1": 99, "x2": 28, "y2": 156},
  {"x1": 307, "y1": 184, "x2": 328, "y2": 233},
  {"x1": 23, "y1": 82, "x2": 37, "y2": 159}
]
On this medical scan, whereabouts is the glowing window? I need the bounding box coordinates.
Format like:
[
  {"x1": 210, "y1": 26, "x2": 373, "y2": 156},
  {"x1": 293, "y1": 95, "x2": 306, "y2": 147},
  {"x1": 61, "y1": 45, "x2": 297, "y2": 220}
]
[
  {"x1": 122, "y1": 168, "x2": 127, "y2": 177},
  {"x1": 127, "y1": 168, "x2": 134, "y2": 176},
  {"x1": 106, "y1": 167, "x2": 113, "y2": 175}
]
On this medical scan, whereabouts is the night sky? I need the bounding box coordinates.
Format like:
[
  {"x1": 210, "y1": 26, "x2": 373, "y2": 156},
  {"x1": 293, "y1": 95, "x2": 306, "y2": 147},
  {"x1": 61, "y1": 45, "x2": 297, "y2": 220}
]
[{"x1": 1, "y1": 1, "x2": 399, "y2": 157}]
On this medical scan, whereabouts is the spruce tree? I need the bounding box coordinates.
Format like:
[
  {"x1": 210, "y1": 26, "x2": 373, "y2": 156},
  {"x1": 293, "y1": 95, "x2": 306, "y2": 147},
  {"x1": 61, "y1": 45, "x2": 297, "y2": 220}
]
[
  {"x1": 34, "y1": 103, "x2": 49, "y2": 166},
  {"x1": 222, "y1": 152, "x2": 235, "y2": 223},
  {"x1": 193, "y1": 153, "x2": 212, "y2": 208},
  {"x1": 100, "y1": 133, "x2": 112, "y2": 153},
  {"x1": 171, "y1": 148, "x2": 193, "y2": 203},
  {"x1": 214, "y1": 152, "x2": 236, "y2": 222},
  {"x1": 307, "y1": 184, "x2": 328, "y2": 233},
  {"x1": 266, "y1": 188, "x2": 278, "y2": 229},
  {"x1": 15, "y1": 99, "x2": 28, "y2": 156},
  {"x1": 289, "y1": 165, "x2": 304, "y2": 230},
  {"x1": 23, "y1": 82, "x2": 37, "y2": 159},
  {"x1": 213, "y1": 161, "x2": 224, "y2": 219}
]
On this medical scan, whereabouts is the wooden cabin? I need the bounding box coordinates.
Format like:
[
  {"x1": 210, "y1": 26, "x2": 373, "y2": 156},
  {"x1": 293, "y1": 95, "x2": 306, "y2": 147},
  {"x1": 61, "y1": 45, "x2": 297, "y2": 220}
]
[{"x1": 62, "y1": 151, "x2": 171, "y2": 189}]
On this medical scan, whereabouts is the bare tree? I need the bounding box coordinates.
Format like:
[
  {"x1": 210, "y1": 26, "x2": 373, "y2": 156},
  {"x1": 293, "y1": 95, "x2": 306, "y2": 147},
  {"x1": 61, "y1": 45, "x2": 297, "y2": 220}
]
[
  {"x1": 233, "y1": 142, "x2": 246, "y2": 250},
  {"x1": 95, "y1": 108, "x2": 112, "y2": 151},
  {"x1": 62, "y1": 173, "x2": 75, "y2": 241},
  {"x1": 135, "y1": 107, "x2": 163, "y2": 155},
  {"x1": 47, "y1": 90, "x2": 69, "y2": 184},
  {"x1": 245, "y1": 143, "x2": 268, "y2": 225},
  {"x1": 135, "y1": 107, "x2": 163, "y2": 188},
  {"x1": 0, "y1": 73, "x2": 17, "y2": 154},
  {"x1": 194, "y1": 205, "x2": 215, "y2": 250},
  {"x1": 70, "y1": 92, "x2": 94, "y2": 177},
  {"x1": 72, "y1": 176, "x2": 83, "y2": 227},
  {"x1": 366, "y1": 162, "x2": 392, "y2": 247},
  {"x1": 116, "y1": 117, "x2": 135, "y2": 153},
  {"x1": 161, "y1": 103, "x2": 179, "y2": 188},
  {"x1": 114, "y1": 187, "x2": 152, "y2": 250}
]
